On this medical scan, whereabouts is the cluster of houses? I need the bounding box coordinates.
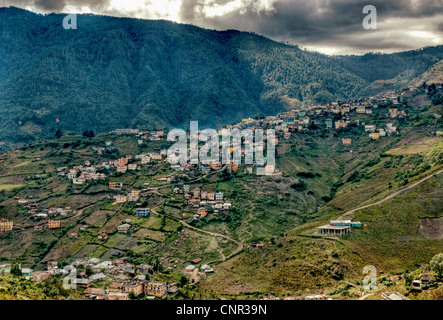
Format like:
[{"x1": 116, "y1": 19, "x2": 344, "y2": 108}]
[
  {"x1": 176, "y1": 186, "x2": 232, "y2": 219},
  {"x1": 58, "y1": 161, "x2": 107, "y2": 185},
  {"x1": 61, "y1": 148, "x2": 170, "y2": 186},
  {"x1": 0, "y1": 264, "x2": 33, "y2": 276},
  {"x1": 84, "y1": 278, "x2": 173, "y2": 300},
  {"x1": 112, "y1": 190, "x2": 142, "y2": 204},
  {"x1": 22, "y1": 86, "x2": 424, "y2": 195},
  {"x1": 0, "y1": 258, "x2": 177, "y2": 300},
  {"x1": 184, "y1": 258, "x2": 214, "y2": 277},
  {"x1": 363, "y1": 122, "x2": 398, "y2": 140},
  {"x1": 111, "y1": 129, "x2": 165, "y2": 141},
  {"x1": 411, "y1": 274, "x2": 437, "y2": 290},
  {"x1": 218, "y1": 87, "x2": 412, "y2": 146},
  {"x1": 10, "y1": 196, "x2": 72, "y2": 231}
]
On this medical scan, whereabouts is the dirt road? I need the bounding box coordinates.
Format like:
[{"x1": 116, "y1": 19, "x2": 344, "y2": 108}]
[{"x1": 342, "y1": 168, "x2": 443, "y2": 218}]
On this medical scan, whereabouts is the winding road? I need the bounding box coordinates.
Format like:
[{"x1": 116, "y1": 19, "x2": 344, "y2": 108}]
[
  {"x1": 341, "y1": 168, "x2": 443, "y2": 219},
  {"x1": 150, "y1": 197, "x2": 243, "y2": 262}
]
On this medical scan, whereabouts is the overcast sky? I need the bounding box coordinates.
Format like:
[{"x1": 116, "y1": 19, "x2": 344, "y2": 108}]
[{"x1": 5, "y1": 0, "x2": 443, "y2": 55}]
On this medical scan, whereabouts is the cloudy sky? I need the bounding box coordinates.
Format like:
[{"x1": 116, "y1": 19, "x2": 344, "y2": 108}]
[{"x1": 5, "y1": 0, "x2": 443, "y2": 55}]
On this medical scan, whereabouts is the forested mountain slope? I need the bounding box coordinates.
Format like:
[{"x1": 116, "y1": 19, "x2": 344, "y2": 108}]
[{"x1": 0, "y1": 7, "x2": 442, "y2": 145}]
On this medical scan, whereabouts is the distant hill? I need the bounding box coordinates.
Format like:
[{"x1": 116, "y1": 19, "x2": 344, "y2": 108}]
[
  {"x1": 1, "y1": 7, "x2": 443, "y2": 145},
  {"x1": 409, "y1": 59, "x2": 443, "y2": 87}
]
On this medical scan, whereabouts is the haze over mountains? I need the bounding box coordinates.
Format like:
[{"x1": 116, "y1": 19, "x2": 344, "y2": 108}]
[{"x1": 1, "y1": 7, "x2": 443, "y2": 144}]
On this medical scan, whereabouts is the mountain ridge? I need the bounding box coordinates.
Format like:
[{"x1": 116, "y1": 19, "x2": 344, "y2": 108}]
[{"x1": 1, "y1": 7, "x2": 443, "y2": 146}]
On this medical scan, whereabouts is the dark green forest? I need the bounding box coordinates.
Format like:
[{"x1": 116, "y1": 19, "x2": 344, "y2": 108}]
[{"x1": 0, "y1": 7, "x2": 442, "y2": 145}]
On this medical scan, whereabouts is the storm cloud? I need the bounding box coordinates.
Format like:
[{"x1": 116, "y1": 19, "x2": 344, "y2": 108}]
[{"x1": 3, "y1": 0, "x2": 443, "y2": 54}]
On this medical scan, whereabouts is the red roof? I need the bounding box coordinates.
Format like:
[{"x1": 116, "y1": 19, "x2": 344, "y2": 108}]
[{"x1": 190, "y1": 258, "x2": 203, "y2": 264}]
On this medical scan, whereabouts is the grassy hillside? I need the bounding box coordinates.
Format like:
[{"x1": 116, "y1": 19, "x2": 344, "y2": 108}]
[
  {"x1": 409, "y1": 59, "x2": 443, "y2": 87},
  {"x1": 196, "y1": 170, "x2": 443, "y2": 299},
  {"x1": 0, "y1": 90, "x2": 442, "y2": 299}
]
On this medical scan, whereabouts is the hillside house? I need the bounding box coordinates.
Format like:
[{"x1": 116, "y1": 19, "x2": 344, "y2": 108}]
[
  {"x1": 113, "y1": 195, "x2": 127, "y2": 203},
  {"x1": 140, "y1": 156, "x2": 151, "y2": 164},
  {"x1": 185, "y1": 265, "x2": 195, "y2": 273},
  {"x1": 144, "y1": 279, "x2": 167, "y2": 298},
  {"x1": 98, "y1": 232, "x2": 109, "y2": 240},
  {"x1": 188, "y1": 199, "x2": 200, "y2": 207},
  {"x1": 208, "y1": 192, "x2": 215, "y2": 201},
  {"x1": 21, "y1": 268, "x2": 34, "y2": 276},
  {"x1": 84, "y1": 287, "x2": 105, "y2": 300},
  {"x1": 128, "y1": 163, "x2": 137, "y2": 170},
  {"x1": 137, "y1": 264, "x2": 153, "y2": 275},
  {"x1": 127, "y1": 190, "x2": 140, "y2": 202},
  {"x1": 89, "y1": 273, "x2": 107, "y2": 283},
  {"x1": 123, "y1": 280, "x2": 144, "y2": 296},
  {"x1": 381, "y1": 292, "x2": 409, "y2": 300},
  {"x1": 150, "y1": 153, "x2": 162, "y2": 161},
  {"x1": 87, "y1": 258, "x2": 100, "y2": 265},
  {"x1": 117, "y1": 157, "x2": 129, "y2": 167},
  {"x1": 116, "y1": 166, "x2": 127, "y2": 173},
  {"x1": 197, "y1": 207, "x2": 207, "y2": 217},
  {"x1": 47, "y1": 261, "x2": 58, "y2": 271},
  {"x1": 117, "y1": 223, "x2": 131, "y2": 233},
  {"x1": 206, "y1": 192, "x2": 215, "y2": 200},
  {"x1": 190, "y1": 258, "x2": 203, "y2": 264},
  {"x1": 106, "y1": 292, "x2": 129, "y2": 300},
  {"x1": 317, "y1": 220, "x2": 362, "y2": 236},
  {"x1": 48, "y1": 220, "x2": 61, "y2": 229},
  {"x1": 107, "y1": 282, "x2": 124, "y2": 294},
  {"x1": 251, "y1": 241, "x2": 265, "y2": 248},
  {"x1": 200, "y1": 264, "x2": 214, "y2": 274},
  {"x1": 223, "y1": 202, "x2": 232, "y2": 209},
  {"x1": 0, "y1": 219, "x2": 13, "y2": 232},
  {"x1": 73, "y1": 178, "x2": 86, "y2": 185},
  {"x1": 135, "y1": 208, "x2": 150, "y2": 217},
  {"x1": 109, "y1": 182, "x2": 123, "y2": 190}
]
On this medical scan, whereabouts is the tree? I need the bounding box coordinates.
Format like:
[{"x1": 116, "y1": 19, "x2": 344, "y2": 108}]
[
  {"x1": 403, "y1": 269, "x2": 413, "y2": 287},
  {"x1": 85, "y1": 266, "x2": 93, "y2": 277},
  {"x1": 55, "y1": 129, "x2": 63, "y2": 139},
  {"x1": 178, "y1": 275, "x2": 188, "y2": 288},
  {"x1": 82, "y1": 130, "x2": 94, "y2": 138},
  {"x1": 151, "y1": 256, "x2": 163, "y2": 273},
  {"x1": 10, "y1": 263, "x2": 22, "y2": 276},
  {"x1": 430, "y1": 253, "x2": 443, "y2": 279}
]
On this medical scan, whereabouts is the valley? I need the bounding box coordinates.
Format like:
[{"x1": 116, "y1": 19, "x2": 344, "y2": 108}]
[{"x1": 0, "y1": 81, "x2": 442, "y2": 300}]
